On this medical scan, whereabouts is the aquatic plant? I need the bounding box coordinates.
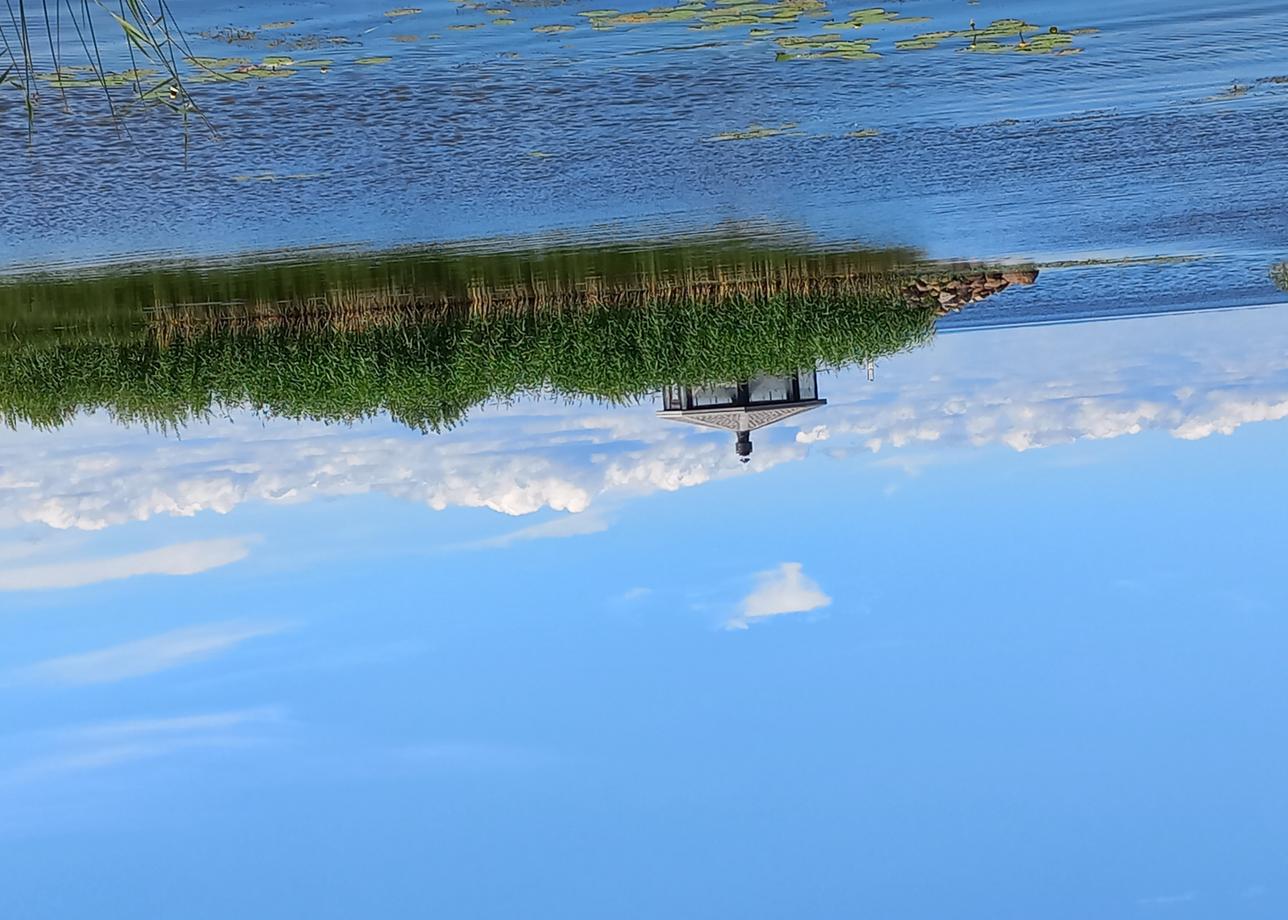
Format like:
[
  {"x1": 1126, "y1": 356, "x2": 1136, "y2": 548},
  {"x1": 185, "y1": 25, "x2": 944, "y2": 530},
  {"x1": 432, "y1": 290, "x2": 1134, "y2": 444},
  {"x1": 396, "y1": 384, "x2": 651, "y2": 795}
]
[{"x1": 1273, "y1": 262, "x2": 1288, "y2": 293}]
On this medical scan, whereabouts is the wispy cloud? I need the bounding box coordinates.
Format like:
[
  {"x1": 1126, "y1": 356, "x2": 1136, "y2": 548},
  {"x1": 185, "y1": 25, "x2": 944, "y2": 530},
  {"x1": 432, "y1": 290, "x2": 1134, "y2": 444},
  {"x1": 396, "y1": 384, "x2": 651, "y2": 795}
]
[
  {"x1": 616, "y1": 586, "x2": 652, "y2": 603},
  {"x1": 0, "y1": 706, "x2": 286, "y2": 787},
  {"x1": 11, "y1": 621, "x2": 288, "y2": 687},
  {"x1": 727, "y1": 562, "x2": 832, "y2": 630},
  {"x1": 453, "y1": 510, "x2": 612, "y2": 551},
  {"x1": 0, "y1": 537, "x2": 253, "y2": 591}
]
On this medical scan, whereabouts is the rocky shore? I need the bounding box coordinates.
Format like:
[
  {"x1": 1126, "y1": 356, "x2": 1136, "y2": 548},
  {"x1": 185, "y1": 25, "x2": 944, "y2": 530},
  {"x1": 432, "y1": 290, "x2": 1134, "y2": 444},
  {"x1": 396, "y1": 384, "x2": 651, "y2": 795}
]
[{"x1": 903, "y1": 269, "x2": 1040, "y2": 315}]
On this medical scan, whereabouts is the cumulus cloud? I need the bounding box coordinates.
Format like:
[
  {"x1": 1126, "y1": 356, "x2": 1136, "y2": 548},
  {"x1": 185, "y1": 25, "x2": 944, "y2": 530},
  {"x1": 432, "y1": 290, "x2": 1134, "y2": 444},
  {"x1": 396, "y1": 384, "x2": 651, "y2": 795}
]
[
  {"x1": 728, "y1": 562, "x2": 832, "y2": 630},
  {"x1": 11, "y1": 621, "x2": 287, "y2": 686},
  {"x1": 0, "y1": 410, "x2": 804, "y2": 533},
  {"x1": 0, "y1": 537, "x2": 252, "y2": 591}
]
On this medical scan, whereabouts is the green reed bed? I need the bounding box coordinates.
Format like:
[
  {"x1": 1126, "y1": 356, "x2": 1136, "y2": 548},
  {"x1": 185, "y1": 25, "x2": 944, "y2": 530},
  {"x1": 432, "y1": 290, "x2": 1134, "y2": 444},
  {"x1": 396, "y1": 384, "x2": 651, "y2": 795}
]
[
  {"x1": 0, "y1": 238, "x2": 916, "y2": 331},
  {"x1": 0, "y1": 291, "x2": 936, "y2": 431}
]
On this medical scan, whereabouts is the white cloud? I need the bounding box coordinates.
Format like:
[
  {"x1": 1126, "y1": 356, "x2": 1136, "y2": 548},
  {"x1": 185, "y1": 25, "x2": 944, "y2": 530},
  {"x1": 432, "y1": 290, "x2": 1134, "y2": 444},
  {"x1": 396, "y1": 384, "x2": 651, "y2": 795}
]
[
  {"x1": 12, "y1": 621, "x2": 287, "y2": 686},
  {"x1": 0, "y1": 537, "x2": 252, "y2": 591},
  {"x1": 728, "y1": 562, "x2": 832, "y2": 630}
]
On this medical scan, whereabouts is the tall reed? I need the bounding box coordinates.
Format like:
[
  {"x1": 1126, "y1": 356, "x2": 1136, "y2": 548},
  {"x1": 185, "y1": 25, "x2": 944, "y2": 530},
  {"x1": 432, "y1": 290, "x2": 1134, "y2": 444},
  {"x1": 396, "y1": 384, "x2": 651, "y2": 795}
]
[{"x1": 0, "y1": 0, "x2": 212, "y2": 140}]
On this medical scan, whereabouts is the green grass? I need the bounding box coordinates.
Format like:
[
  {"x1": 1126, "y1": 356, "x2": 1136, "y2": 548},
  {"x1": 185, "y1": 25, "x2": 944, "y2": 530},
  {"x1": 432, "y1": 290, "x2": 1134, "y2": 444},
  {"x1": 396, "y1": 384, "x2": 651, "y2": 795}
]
[{"x1": 0, "y1": 291, "x2": 936, "y2": 431}]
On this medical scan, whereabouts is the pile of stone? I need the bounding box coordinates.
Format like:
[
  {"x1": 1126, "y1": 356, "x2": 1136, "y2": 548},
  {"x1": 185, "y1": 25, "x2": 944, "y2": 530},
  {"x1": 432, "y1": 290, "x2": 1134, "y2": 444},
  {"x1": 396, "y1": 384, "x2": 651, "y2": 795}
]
[{"x1": 902, "y1": 269, "x2": 1039, "y2": 315}]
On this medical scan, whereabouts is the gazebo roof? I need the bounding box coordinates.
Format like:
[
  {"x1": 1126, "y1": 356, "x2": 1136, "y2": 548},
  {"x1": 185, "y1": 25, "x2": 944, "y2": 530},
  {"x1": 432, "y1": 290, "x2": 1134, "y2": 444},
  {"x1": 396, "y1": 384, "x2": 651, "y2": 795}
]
[{"x1": 656, "y1": 400, "x2": 826, "y2": 434}]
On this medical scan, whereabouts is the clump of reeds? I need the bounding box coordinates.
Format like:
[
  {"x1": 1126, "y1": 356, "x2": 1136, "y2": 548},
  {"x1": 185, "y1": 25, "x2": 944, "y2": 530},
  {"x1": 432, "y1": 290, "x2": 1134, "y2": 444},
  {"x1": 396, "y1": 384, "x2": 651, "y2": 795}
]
[
  {"x1": 1273, "y1": 262, "x2": 1288, "y2": 293},
  {"x1": 0, "y1": 0, "x2": 212, "y2": 140}
]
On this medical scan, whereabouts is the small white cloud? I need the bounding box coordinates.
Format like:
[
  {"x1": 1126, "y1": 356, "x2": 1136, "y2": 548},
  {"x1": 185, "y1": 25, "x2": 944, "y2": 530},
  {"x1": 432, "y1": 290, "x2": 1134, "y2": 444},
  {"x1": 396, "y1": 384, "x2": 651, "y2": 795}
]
[
  {"x1": 0, "y1": 537, "x2": 252, "y2": 592},
  {"x1": 795, "y1": 425, "x2": 831, "y2": 444},
  {"x1": 12, "y1": 621, "x2": 288, "y2": 687},
  {"x1": 727, "y1": 562, "x2": 832, "y2": 630}
]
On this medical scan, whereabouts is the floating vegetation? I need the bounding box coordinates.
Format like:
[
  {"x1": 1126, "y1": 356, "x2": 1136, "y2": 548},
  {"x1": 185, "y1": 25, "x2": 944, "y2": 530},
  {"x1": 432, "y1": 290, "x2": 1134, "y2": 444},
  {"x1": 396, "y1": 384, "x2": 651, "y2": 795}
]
[
  {"x1": 896, "y1": 20, "x2": 1090, "y2": 56},
  {"x1": 0, "y1": 238, "x2": 1041, "y2": 432},
  {"x1": 355, "y1": 56, "x2": 394, "y2": 65},
  {"x1": 533, "y1": 24, "x2": 575, "y2": 33},
  {"x1": 580, "y1": 0, "x2": 829, "y2": 32},
  {"x1": 1273, "y1": 262, "x2": 1288, "y2": 293},
  {"x1": 707, "y1": 122, "x2": 796, "y2": 140},
  {"x1": 846, "y1": 128, "x2": 879, "y2": 138},
  {"x1": 776, "y1": 34, "x2": 878, "y2": 61},
  {"x1": 385, "y1": 7, "x2": 424, "y2": 17}
]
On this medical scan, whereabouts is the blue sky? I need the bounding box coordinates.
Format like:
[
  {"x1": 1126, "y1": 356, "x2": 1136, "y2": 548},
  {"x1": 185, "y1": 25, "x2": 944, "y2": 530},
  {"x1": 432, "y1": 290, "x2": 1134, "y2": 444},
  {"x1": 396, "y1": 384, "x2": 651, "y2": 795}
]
[{"x1": 1, "y1": 305, "x2": 1287, "y2": 917}]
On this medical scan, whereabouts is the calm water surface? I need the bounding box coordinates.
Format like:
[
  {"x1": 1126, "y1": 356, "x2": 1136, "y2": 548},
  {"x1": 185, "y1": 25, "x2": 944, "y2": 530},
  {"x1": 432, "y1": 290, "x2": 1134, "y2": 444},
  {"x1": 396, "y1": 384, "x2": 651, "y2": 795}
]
[{"x1": 2, "y1": 0, "x2": 1288, "y2": 917}]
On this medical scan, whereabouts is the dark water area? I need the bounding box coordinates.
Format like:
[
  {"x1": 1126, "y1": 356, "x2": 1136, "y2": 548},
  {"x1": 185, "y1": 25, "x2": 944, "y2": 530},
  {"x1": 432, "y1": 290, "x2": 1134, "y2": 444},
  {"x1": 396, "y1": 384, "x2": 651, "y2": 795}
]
[{"x1": 3, "y1": 2, "x2": 1288, "y2": 918}]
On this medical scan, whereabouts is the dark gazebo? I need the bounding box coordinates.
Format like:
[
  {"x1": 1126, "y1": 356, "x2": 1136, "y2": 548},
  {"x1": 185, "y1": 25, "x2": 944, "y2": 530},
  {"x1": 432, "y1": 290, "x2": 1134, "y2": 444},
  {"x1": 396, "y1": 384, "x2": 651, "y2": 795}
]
[{"x1": 657, "y1": 370, "x2": 827, "y2": 462}]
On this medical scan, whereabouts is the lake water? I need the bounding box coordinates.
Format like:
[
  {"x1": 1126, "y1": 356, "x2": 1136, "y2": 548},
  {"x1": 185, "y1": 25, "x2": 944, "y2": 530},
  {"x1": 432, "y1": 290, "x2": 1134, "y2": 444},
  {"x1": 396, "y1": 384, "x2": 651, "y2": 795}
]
[{"x1": 2, "y1": 0, "x2": 1287, "y2": 917}]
